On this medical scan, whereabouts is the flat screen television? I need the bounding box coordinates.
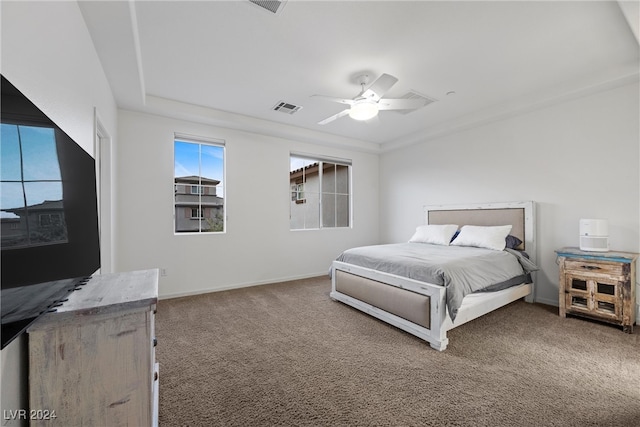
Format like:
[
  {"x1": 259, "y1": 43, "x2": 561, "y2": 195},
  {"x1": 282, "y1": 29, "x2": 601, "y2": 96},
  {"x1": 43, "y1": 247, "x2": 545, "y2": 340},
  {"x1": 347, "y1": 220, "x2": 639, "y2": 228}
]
[{"x1": 1, "y1": 75, "x2": 101, "y2": 349}]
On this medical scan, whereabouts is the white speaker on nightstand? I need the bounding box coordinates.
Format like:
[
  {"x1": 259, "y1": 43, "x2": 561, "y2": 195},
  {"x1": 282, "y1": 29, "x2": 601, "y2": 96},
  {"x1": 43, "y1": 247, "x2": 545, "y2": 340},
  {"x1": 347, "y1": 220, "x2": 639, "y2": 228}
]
[{"x1": 579, "y1": 219, "x2": 609, "y2": 252}]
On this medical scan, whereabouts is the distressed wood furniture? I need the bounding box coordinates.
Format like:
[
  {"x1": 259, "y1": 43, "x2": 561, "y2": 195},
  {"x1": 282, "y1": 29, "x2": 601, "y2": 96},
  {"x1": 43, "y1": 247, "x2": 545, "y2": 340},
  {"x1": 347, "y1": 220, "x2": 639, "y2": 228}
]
[
  {"x1": 331, "y1": 201, "x2": 536, "y2": 351},
  {"x1": 28, "y1": 269, "x2": 159, "y2": 426},
  {"x1": 556, "y1": 247, "x2": 637, "y2": 333}
]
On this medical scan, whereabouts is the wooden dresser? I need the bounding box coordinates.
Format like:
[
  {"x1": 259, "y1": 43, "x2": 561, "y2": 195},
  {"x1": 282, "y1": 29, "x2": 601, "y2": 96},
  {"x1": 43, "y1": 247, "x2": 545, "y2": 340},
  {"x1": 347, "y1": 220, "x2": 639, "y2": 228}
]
[
  {"x1": 27, "y1": 269, "x2": 159, "y2": 426},
  {"x1": 556, "y1": 247, "x2": 637, "y2": 333}
]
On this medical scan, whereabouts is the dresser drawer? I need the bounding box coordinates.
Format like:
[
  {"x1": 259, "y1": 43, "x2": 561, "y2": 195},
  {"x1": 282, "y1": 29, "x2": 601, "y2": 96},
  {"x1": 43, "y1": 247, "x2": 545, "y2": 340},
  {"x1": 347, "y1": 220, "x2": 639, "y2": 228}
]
[{"x1": 563, "y1": 259, "x2": 625, "y2": 276}]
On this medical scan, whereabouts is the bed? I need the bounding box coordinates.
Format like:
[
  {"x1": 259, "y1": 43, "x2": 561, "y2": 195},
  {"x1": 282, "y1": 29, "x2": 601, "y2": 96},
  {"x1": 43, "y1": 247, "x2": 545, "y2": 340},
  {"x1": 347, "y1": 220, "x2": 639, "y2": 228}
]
[{"x1": 330, "y1": 201, "x2": 537, "y2": 351}]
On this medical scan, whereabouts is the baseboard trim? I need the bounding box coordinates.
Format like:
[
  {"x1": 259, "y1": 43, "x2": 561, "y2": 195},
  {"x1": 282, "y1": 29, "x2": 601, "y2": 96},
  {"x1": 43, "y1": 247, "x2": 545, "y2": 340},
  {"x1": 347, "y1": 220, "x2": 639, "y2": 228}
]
[
  {"x1": 159, "y1": 271, "x2": 328, "y2": 300},
  {"x1": 534, "y1": 296, "x2": 559, "y2": 307}
]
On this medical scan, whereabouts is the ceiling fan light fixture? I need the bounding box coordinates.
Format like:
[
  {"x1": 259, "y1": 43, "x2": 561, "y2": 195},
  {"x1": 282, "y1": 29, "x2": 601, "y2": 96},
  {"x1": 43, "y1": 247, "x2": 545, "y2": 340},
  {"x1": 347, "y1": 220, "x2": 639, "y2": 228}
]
[{"x1": 349, "y1": 100, "x2": 378, "y2": 121}]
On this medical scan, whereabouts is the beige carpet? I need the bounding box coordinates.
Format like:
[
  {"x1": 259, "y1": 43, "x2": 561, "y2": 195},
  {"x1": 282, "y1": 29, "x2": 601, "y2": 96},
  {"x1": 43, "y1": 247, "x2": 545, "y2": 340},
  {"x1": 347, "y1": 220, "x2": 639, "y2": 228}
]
[{"x1": 156, "y1": 276, "x2": 640, "y2": 426}]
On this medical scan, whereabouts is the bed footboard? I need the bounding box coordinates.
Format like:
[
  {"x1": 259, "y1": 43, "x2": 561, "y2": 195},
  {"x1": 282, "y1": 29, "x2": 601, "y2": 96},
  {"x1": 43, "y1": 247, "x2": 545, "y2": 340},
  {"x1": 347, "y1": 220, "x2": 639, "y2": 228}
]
[
  {"x1": 334, "y1": 270, "x2": 432, "y2": 328},
  {"x1": 331, "y1": 261, "x2": 449, "y2": 350},
  {"x1": 330, "y1": 260, "x2": 532, "y2": 351}
]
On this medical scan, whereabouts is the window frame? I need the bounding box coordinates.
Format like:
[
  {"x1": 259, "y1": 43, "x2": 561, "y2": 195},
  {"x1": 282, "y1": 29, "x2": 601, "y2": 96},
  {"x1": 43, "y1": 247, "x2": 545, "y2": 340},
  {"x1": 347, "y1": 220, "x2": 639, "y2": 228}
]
[
  {"x1": 190, "y1": 207, "x2": 204, "y2": 219},
  {"x1": 190, "y1": 185, "x2": 204, "y2": 195},
  {"x1": 173, "y1": 134, "x2": 226, "y2": 235},
  {"x1": 291, "y1": 183, "x2": 305, "y2": 204},
  {"x1": 289, "y1": 153, "x2": 352, "y2": 231}
]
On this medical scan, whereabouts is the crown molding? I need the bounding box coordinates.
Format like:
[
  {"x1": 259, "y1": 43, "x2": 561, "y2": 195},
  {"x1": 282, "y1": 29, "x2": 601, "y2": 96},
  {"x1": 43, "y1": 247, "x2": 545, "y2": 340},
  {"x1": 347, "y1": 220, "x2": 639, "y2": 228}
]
[{"x1": 140, "y1": 95, "x2": 382, "y2": 154}]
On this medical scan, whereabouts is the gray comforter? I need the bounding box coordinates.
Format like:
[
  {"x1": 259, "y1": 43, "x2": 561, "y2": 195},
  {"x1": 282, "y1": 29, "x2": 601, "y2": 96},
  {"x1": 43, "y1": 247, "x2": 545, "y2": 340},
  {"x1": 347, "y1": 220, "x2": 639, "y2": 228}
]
[{"x1": 334, "y1": 243, "x2": 538, "y2": 321}]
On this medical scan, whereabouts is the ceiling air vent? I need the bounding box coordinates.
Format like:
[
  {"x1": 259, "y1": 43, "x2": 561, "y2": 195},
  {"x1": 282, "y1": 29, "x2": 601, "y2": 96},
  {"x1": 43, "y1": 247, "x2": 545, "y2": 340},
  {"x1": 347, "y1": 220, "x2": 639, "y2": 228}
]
[
  {"x1": 249, "y1": 0, "x2": 288, "y2": 15},
  {"x1": 395, "y1": 90, "x2": 437, "y2": 115},
  {"x1": 273, "y1": 101, "x2": 302, "y2": 115}
]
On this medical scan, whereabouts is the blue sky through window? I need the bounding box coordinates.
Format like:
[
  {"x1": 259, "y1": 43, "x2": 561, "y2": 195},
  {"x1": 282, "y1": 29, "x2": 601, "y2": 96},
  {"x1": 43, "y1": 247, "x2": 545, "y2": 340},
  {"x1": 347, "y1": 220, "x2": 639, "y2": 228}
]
[
  {"x1": 174, "y1": 140, "x2": 224, "y2": 196},
  {"x1": 0, "y1": 124, "x2": 63, "y2": 218}
]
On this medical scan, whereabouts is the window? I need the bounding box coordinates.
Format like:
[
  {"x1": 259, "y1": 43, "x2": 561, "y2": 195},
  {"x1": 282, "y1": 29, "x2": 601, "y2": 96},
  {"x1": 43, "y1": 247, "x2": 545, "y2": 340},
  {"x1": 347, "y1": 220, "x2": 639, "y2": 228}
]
[
  {"x1": 289, "y1": 154, "x2": 351, "y2": 230},
  {"x1": 291, "y1": 183, "x2": 305, "y2": 203},
  {"x1": 174, "y1": 135, "x2": 225, "y2": 233},
  {"x1": 38, "y1": 213, "x2": 62, "y2": 227},
  {"x1": 1, "y1": 123, "x2": 68, "y2": 247},
  {"x1": 39, "y1": 214, "x2": 51, "y2": 227}
]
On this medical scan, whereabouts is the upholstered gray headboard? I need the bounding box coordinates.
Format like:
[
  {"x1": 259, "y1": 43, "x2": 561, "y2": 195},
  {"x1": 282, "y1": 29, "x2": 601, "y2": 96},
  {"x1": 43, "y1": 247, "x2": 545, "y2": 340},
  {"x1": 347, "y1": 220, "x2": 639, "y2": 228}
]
[{"x1": 425, "y1": 201, "x2": 535, "y2": 259}]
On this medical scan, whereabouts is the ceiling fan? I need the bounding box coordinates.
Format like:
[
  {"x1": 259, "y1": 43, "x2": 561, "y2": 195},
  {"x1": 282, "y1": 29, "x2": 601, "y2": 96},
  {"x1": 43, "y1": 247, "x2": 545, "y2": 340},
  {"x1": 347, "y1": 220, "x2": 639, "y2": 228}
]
[{"x1": 313, "y1": 73, "x2": 429, "y2": 125}]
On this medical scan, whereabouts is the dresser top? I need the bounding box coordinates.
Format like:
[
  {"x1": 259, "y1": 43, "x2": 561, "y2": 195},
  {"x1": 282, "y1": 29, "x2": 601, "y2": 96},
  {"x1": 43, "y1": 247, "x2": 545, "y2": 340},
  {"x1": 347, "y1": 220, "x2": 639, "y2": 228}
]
[
  {"x1": 29, "y1": 269, "x2": 158, "y2": 329},
  {"x1": 555, "y1": 247, "x2": 638, "y2": 263}
]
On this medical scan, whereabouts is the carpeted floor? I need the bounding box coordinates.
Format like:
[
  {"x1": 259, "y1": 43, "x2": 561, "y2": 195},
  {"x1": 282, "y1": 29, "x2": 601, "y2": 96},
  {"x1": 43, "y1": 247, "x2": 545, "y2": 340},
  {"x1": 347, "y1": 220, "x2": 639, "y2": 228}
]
[{"x1": 155, "y1": 276, "x2": 640, "y2": 426}]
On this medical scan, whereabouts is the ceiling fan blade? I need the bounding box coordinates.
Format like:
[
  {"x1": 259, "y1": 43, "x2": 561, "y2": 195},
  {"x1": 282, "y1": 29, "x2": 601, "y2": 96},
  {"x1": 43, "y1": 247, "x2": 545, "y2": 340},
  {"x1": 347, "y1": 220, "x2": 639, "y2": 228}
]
[
  {"x1": 311, "y1": 95, "x2": 355, "y2": 105},
  {"x1": 361, "y1": 73, "x2": 398, "y2": 101},
  {"x1": 377, "y1": 98, "x2": 429, "y2": 110},
  {"x1": 318, "y1": 109, "x2": 350, "y2": 125}
]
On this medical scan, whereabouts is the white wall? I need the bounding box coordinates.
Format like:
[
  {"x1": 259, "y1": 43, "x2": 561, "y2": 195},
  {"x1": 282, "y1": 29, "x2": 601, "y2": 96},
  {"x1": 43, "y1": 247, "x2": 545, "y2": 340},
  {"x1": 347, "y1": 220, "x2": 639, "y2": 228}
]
[
  {"x1": 0, "y1": 1, "x2": 118, "y2": 422},
  {"x1": 379, "y1": 82, "x2": 639, "y2": 307},
  {"x1": 116, "y1": 110, "x2": 379, "y2": 298},
  {"x1": 0, "y1": 2, "x2": 635, "y2": 419},
  {"x1": 0, "y1": 3, "x2": 116, "y2": 155}
]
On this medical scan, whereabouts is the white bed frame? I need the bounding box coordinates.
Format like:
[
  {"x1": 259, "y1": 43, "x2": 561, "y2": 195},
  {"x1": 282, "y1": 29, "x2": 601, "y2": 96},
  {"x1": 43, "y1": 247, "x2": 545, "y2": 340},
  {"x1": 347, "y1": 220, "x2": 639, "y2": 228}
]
[{"x1": 330, "y1": 201, "x2": 536, "y2": 351}]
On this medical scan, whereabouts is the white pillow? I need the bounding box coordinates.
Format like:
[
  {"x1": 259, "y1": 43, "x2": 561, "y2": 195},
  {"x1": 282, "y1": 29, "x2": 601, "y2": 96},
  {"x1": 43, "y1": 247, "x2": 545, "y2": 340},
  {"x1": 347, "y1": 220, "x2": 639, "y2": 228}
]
[
  {"x1": 409, "y1": 224, "x2": 459, "y2": 246},
  {"x1": 450, "y1": 225, "x2": 513, "y2": 251}
]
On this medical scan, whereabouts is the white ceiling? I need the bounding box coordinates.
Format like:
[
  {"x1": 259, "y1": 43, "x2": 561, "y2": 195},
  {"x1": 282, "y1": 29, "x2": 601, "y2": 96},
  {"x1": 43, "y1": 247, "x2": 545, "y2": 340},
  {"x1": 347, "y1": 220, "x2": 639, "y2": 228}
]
[{"x1": 79, "y1": 0, "x2": 639, "y2": 152}]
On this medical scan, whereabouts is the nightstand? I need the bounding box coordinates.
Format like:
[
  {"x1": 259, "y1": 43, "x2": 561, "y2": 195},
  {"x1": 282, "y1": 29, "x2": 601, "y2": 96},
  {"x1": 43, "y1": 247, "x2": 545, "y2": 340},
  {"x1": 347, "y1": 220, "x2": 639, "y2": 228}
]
[{"x1": 556, "y1": 247, "x2": 637, "y2": 333}]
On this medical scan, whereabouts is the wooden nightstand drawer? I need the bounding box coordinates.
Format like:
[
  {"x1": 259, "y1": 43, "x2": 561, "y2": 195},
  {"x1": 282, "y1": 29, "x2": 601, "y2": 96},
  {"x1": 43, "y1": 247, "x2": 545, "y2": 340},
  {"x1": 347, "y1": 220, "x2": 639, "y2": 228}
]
[{"x1": 564, "y1": 259, "x2": 625, "y2": 277}]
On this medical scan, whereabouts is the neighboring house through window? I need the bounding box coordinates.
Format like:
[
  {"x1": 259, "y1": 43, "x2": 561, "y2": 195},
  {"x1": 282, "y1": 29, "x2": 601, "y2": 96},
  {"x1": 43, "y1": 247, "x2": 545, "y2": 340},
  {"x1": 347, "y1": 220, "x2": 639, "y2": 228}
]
[
  {"x1": 289, "y1": 154, "x2": 351, "y2": 230},
  {"x1": 174, "y1": 135, "x2": 225, "y2": 233}
]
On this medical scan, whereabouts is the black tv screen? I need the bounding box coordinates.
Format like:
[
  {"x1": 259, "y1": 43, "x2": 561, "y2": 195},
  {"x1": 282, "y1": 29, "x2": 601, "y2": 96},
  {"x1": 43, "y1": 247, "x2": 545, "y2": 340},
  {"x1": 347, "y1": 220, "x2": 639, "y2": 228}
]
[{"x1": 1, "y1": 75, "x2": 101, "y2": 349}]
